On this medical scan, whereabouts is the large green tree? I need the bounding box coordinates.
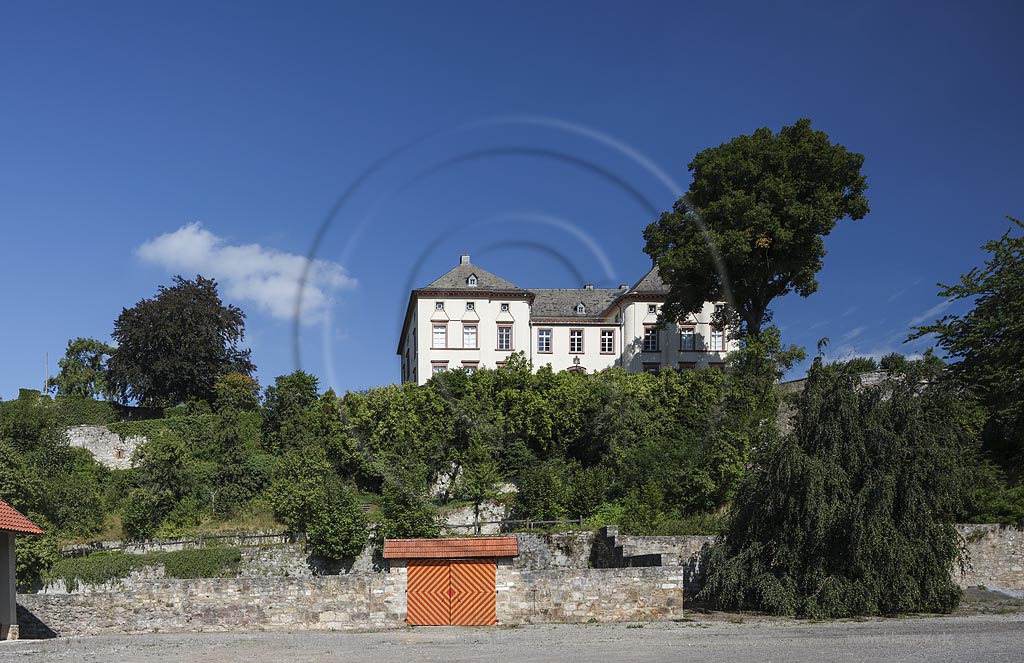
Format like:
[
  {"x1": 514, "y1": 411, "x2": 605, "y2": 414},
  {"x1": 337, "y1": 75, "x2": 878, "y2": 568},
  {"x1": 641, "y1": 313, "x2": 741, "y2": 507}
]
[
  {"x1": 106, "y1": 276, "x2": 254, "y2": 406},
  {"x1": 644, "y1": 118, "x2": 869, "y2": 337},
  {"x1": 911, "y1": 217, "x2": 1024, "y2": 478},
  {"x1": 52, "y1": 337, "x2": 114, "y2": 399},
  {"x1": 699, "y1": 358, "x2": 971, "y2": 618}
]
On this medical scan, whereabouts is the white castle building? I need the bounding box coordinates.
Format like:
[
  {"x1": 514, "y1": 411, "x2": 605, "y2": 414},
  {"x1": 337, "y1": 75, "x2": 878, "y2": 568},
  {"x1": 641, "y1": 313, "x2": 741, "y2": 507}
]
[{"x1": 398, "y1": 255, "x2": 737, "y2": 384}]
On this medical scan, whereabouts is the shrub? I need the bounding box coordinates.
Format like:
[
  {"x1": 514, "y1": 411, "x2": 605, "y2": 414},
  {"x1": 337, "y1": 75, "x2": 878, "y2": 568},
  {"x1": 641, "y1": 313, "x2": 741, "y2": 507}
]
[
  {"x1": 306, "y1": 484, "x2": 368, "y2": 560},
  {"x1": 161, "y1": 547, "x2": 241, "y2": 579}
]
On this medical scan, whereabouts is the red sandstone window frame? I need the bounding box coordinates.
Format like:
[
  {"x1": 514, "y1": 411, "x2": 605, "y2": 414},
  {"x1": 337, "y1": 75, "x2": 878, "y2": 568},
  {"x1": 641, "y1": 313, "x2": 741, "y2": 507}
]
[{"x1": 569, "y1": 329, "x2": 584, "y2": 354}]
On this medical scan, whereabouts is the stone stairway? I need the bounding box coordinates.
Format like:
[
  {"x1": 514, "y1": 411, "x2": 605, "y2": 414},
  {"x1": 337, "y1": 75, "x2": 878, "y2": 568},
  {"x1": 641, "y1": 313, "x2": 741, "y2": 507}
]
[{"x1": 593, "y1": 525, "x2": 714, "y2": 594}]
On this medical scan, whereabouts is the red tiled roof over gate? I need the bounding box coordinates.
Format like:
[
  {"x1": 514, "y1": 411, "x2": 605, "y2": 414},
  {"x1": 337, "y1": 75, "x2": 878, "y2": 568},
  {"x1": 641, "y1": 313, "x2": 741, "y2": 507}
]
[
  {"x1": 0, "y1": 498, "x2": 44, "y2": 535},
  {"x1": 383, "y1": 537, "x2": 518, "y2": 559}
]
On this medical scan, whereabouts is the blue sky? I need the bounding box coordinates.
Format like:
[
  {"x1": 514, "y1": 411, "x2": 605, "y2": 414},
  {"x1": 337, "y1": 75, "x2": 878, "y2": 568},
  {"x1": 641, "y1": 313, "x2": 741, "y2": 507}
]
[{"x1": 2, "y1": 1, "x2": 1022, "y2": 399}]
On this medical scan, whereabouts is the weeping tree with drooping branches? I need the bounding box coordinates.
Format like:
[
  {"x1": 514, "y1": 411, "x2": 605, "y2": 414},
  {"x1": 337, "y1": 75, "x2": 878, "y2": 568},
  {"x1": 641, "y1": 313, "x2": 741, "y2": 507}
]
[{"x1": 699, "y1": 357, "x2": 973, "y2": 618}]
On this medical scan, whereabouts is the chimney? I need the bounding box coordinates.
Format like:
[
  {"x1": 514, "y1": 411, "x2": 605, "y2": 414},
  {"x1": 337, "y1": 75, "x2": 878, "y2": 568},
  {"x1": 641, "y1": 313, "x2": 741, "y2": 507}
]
[
  {"x1": 460, "y1": 254, "x2": 471, "y2": 265},
  {"x1": 619, "y1": 284, "x2": 629, "y2": 289},
  {"x1": 583, "y1": 283, "x2": 594, "y2": 290}
]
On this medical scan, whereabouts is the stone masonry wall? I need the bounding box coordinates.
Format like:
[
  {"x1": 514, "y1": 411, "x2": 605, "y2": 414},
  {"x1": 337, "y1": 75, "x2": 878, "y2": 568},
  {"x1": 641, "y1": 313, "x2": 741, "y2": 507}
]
[
  {"x1": 18, "y1": 574, "x2": 407, "y2": 637},
  {"x1": 65, "y1": 425, "x2": 143, "y2": 470},
  {"x1": 957, "y1": 524, "x2": 1024, "y2": 590},
  {"x1": 17, "y1": 565, "x2": 685, "y2": 637},
  {"x1": 495, "y1": 563, "x2": 684, "y2": 623}
]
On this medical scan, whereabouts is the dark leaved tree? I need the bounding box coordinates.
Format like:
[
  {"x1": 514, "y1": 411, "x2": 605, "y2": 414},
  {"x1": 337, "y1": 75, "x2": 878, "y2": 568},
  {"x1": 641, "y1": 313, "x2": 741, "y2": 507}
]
[
  {"x1": 699, "y1": 359, "x2": 971, "y2": 618},
  {"x1": 106, "y1": 276, "x2": 254, "y2": 406}
]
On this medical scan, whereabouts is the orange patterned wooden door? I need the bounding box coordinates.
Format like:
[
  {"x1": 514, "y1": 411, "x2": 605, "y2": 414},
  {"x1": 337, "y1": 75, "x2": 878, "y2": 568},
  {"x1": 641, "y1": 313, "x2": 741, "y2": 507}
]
[
  {"x1": 449, "y1": 558, "x2": 497, "y2": 626},
  {"x1": 406, "y1": 560, "x2": 450, "y2": 625}
]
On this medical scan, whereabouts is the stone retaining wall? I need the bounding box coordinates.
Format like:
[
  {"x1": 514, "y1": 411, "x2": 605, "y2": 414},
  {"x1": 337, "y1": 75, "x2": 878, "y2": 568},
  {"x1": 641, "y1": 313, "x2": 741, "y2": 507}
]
[
  {"x1": 17, "y1": 566, "x2": 684, "y2": 637},
  {"x1": 957, "y1": 524, "x2": 1024, "y2": 590}
]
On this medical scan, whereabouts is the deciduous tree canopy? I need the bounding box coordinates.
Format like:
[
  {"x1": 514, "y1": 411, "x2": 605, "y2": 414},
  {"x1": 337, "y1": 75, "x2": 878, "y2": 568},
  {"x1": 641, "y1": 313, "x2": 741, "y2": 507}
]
[
  {"x1": 52, "y1": 337, "x2": 113, "y2": 399},
  {"x1": 644, "y1": 118, "x2": 869, "y2": 337},
  {"x1": 911, "y1": 217, "x2": 1024, "y2": 479},
  {"x1": 106, "y1": 276, "x2": 254, "y2": 407}
]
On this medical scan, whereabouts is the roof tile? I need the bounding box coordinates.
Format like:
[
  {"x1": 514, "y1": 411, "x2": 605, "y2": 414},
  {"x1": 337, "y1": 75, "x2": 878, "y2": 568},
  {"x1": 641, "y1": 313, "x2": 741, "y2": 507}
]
[
  {"x1": 0, "y1": 498, "x2": 45, "y2": 535},
  {"x1": 382, "y1": 537, "x2": 518, "y2": 559}
]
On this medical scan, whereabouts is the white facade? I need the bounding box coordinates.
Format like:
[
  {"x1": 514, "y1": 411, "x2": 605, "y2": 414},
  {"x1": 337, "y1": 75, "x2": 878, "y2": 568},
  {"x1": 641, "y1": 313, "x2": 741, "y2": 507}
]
[{"x1": 398, "y1": 255, "x2": 737, "y2": 385}]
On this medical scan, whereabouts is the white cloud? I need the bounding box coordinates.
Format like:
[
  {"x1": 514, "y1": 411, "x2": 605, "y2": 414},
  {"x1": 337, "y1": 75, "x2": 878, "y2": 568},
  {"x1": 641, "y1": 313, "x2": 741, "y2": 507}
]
[
  {"x1": 839, "y1": 326, "x2": 865, "y2": 343},
  {"x1": 136, "y1": 223, "x2": 356, "y2": 323},
  {"x1": 907, "y1": 299, "x2": 953, "y2": 327},
  {"x1": 887, "y1": 288, "x2": 906, "y2": 302}
]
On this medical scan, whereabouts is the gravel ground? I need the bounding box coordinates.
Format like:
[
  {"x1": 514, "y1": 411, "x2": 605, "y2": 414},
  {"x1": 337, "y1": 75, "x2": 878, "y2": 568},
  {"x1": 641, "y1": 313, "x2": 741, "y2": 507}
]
[{"x1": 3, "y1": 612, "x2": 1023, "y2": 663}]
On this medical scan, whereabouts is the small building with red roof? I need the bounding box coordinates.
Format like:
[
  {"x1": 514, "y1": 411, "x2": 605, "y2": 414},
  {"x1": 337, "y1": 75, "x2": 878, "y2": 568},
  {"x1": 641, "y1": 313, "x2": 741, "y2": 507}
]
[{"x1": 1, "y1": 498, "x2": 44, "y2": 641}]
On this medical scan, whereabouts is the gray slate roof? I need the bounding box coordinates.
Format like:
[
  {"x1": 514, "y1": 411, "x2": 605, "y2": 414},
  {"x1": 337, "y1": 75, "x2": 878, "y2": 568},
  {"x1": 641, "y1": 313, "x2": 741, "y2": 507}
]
[
  {"x1": 531, "y1": 288, "x2": 625, "y2": 320},
  {"x1": 421, "y1": 262, "x2": 526, "y2": 292},
  {"x1": 629, "y1": 265, "x2": 669, "y2": 294}
]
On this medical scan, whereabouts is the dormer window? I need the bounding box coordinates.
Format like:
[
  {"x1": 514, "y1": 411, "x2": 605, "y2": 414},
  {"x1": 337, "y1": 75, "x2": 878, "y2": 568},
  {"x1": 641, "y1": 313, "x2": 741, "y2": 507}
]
[
  {"x1": 435, "y1": 302, "x2": 445, "y2": 310},
  {"x1": 576, "y1": 303, "x2": 586, "y2": 315},
  {"x1": 466, "y1": 302, "x2": 475, "y2": 311},
  {"x1": 467, "y1": 274, "x2": 478, "y2": 287}
]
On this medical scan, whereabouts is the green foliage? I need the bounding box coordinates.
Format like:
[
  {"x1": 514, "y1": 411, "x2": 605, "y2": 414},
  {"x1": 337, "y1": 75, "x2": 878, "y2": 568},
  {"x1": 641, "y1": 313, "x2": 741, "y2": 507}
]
[
  {"x1": 214, "y1": 372, "x2": 262, "y2": 413},
  {"x1": 45, "y1": 547, "x2": 242, "y2": 591},
  {"x1": 262, "y1": 370, "x2": 320, "y2": 454},
  {"x1": 911, "y1": 217, "x2": 1024, "y2": 480},
  {"x1": 700, "y1": 358, "x2": 971, "y2": 618},
  {"x1": 457, "y1": 441, "x2": 500, "y2": 508},
  {"x1": 161, "y1": 547, "x2": 242, "y2": 579},
  {"x1": 51, "y1": 395, "x2": 119, "y2": 427},
  {"x1": 52, "y1": 337, "x2": 113, "y2": 399},
  {"x1": 306, "y1": 484, "x2": 369, "y2": 560},
  {"x1": 106, "y1": 275, "x2": 255, "y2": 407},
  {"x1": 45, "y1": 551, "x2": 139, "y2": 591},
  {"x1": 121, "y1": 488, "x2": 166, "y2": 540},
  {"x1": 15, "y1": 515, "x2": 59, "y2": 591},
  {"x1": 376, "y1": 480, "x2": 441, "y2": 542},
  {"x1": 645, "y1": 118, "x2": 869, "y2": 337},
  {"x1": 267, "y1": 448, "x2": 333, "y2": 532}
]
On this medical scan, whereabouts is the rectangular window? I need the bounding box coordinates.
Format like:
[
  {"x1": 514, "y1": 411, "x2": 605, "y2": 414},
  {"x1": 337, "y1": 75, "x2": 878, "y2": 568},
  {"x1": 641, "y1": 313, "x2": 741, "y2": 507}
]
[
  {"x1": 497, "y1": 325, "x2": 513, "y2": 350},
  {"x1": 462, "y1": 361, "x2": 479, "y2": 375},
  {"x1": 643, "y1": 326, "x2": 659, "y2": 352},
  {"x1": 570, "y1": 329, "x2": 584, "y2": 353},
  {"x1": 537, "y1": 328, "x2": 552, "y2": 353},
  {"x1": 431, "y1": 362, "x2": 447, "y2": 375},
  {"x1": 678, "y1": 361, "x2": 697, "y2": 371},
  {"x1": 463, "y1": 324, "x2": 477, "y2": 349},
  {"x1": 643, "y1": 362, "x2": 660, "y2": 374},
  {"x1": 710, "y1": 328, "x2": 724, "y2": 352},
  {"x1": 432, "y1": 324, "x2": 447, "y2": 349},
  {"x1": 679, "y1": 326, "x2": 695, "y2": 351},
  {"x1": 600, "y1": 329, "x2": 615, "y2": 354}
]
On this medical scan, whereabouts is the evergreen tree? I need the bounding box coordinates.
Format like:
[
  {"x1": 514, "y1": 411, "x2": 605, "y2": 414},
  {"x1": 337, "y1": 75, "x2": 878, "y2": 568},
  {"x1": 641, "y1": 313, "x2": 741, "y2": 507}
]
[{"x1": 699, "y1": 358, "x2": 970, "y2": 617}]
